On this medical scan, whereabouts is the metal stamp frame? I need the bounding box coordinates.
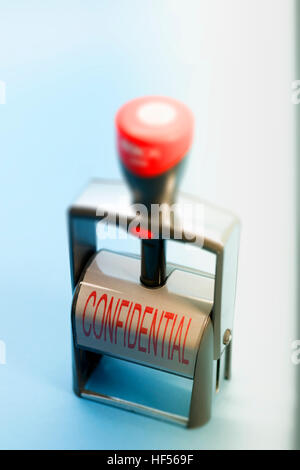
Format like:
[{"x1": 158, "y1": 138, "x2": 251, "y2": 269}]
[{"x1": 68, "y1": 179, "x2": 240, "y2": 427}]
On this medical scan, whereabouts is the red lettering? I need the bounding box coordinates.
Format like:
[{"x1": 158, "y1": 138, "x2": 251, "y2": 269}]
[
  {"x1": 93, "y1": 294, "x2": 107, "y2": 339},
  {"x1": 124, "y1": 301, "x2": 133, "y2": 346},
  {"x1": 182, "y1": 318, "x2": 191, "y2": 365},
  {"x1": 161, "y1": 312, "x2": 174, "y2": 358},
  {"x1": 128, "y1": 303, "x2": 141, "y2": 349},
  {"x1": 82, "y1": 291, "x2": 96, "y2": 337},
  {"x1": 83, "y1": 292, "x2": 192, "y2": 367},
  {"x1": 148, "y1": 310, "x2": 164, "y2": 356},
  {"x1": 168, "y1": 314, "x2": 178, "y2": 359},
  {"x1": 171, "y1": 316, "x2": 185, "y2": 362},
  {"x1": 138, "y1": 306, "x2": 153, "y2": 353},
  {"x1": 115, "y1": 299, "x2": 129, "y2": 344},
  {"x1": 104, "y1": 297, "x2": 120, "y2": 343}
]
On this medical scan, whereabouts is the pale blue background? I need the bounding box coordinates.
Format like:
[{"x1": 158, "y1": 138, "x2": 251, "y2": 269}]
[{"x1": 0, "y1": 1, "x2": 297, "y2": 449}]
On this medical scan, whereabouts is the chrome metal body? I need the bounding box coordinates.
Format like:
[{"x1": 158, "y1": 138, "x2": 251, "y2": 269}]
[{"x1": 68, "y1": 179, "x2": 240, "y2": 427}]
